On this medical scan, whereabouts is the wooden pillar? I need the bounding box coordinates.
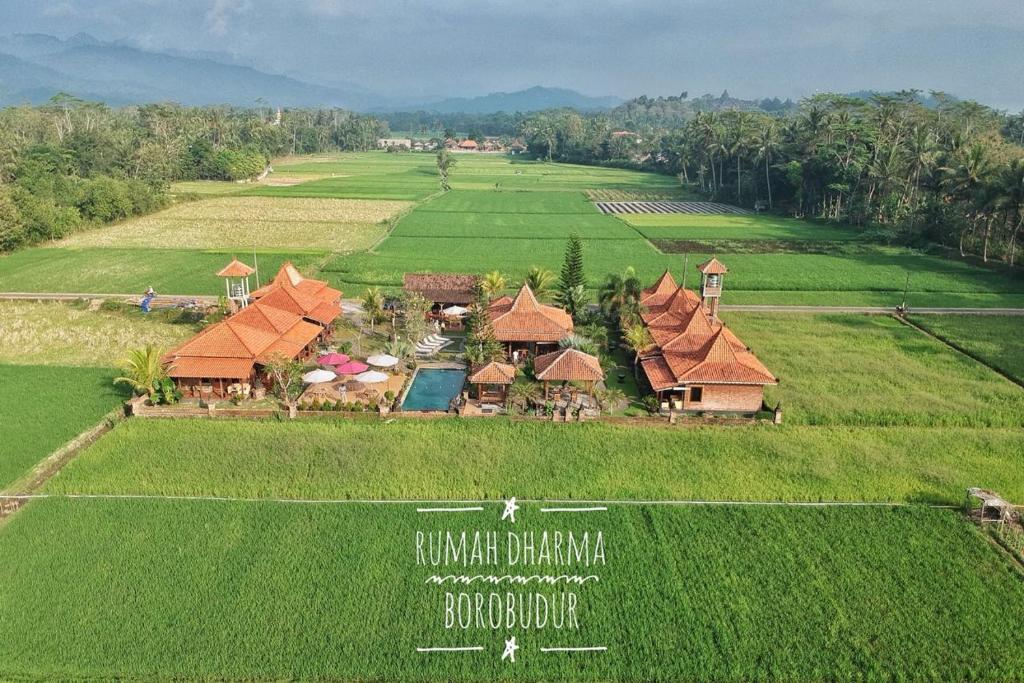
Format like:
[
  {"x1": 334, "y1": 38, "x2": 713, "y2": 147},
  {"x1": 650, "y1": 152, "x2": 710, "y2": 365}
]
[{"x1": 544, "y1": 381, "x2": 549, "y2": 400}]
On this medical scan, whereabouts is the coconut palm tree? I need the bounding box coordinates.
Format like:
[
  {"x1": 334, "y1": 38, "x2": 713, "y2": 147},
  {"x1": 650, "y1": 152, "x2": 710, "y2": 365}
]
[
  {"x1": 480, "y1": 271, "x2": 507, "y2": 300},
  {"x1": 114, "y1": 345, "x2": 166, "y2": 396},
  {"x1": 525, "y1": 266, "x2": 556, "y2": 298},
  {"x1": 558, "y1": 333, "x2": 599, "y2": 357},
  {"x1": 361, "y1": 286, "x2": 384, "y2": 333},
  {"x1": 755, "y1": 122, "x2": 780, "y2": 209}
]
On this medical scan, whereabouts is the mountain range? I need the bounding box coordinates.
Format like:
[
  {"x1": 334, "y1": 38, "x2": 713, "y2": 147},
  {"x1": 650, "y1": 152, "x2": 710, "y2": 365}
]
[{"x1": 0, "y1": 34, "x2": 622, "y2": 113}]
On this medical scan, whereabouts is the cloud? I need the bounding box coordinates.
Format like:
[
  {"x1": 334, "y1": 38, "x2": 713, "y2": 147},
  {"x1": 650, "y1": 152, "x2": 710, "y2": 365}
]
[{"x1": 204, "y1": 0, "x2": 252, "y2": 37}]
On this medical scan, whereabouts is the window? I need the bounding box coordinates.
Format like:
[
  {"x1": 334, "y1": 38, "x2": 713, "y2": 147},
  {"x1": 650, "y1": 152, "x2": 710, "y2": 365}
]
[{"x1": 689, "y1": 386, "x2": 703, "y2": 403}]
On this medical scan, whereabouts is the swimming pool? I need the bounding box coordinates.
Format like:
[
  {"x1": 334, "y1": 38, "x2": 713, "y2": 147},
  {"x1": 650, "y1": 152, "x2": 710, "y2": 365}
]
[{"x1": 401, "y1": 368, "x2": 466, "y2": 412}]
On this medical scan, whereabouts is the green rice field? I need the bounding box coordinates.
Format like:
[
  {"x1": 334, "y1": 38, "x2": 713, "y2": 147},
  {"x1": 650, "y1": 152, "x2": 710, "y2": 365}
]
[
  {"x1": 44, "y1": 418, "x2": 1024, "y2": 503},
  {"x1": 725, "y1": 313, "x2": 1024, "y2": 427},
  {"x1": 0, "y1": 152, "x2": 1020, "y2": 309},
  {"x1": 0, "y1": 364, "x2": 123, "y2": 490},
  {"x1": 909, "y1": 314, "x2": 1024, "y2": 384},
  {"x1": 1, "y1": 499, "x2": 1022, "y2": 681}
]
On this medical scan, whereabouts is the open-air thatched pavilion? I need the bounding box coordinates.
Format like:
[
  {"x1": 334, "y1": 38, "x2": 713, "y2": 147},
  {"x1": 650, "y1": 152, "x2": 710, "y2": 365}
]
[
  {"x1": 533, "y1": 347, "x2": 604, "y2": 400},
  {"x1": 467, "y1": 361, "x2": 517, "y2": 403}
]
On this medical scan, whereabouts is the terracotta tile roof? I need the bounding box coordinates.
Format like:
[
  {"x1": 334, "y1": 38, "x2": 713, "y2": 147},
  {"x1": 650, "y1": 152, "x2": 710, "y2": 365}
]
[
  {"x1": 404, "y1": 273, "x2": 479, "y2": 304},
  {"x1": 458, "y1": 139, "x2": 478, "y2": 148},
  {"x1": 487, "y1": 284, "x2": 573, "y2": 343},
  {"x1": 696, "y1": 257, "x2": 729, "y2": 275},
  {"x1": 640, "y1": 270, "x2": 677, "y2": 307},
  {"x1": 468, "y1": 361, "x2": 517, "y2": 384},
  {"x1": 533, "y1": 348, "x2": 604, "y2": 382},
  {"x1": 638, "y1": 272, "x2": 776, "y2": 389},
  {"x1": 251, "y1": 262, "x2": 341, "y2": 308},
  {"x1": 167, "y1": 357, "x2": 253, "y2": 379},
  {"x1": 217, "y1": 257, "x2": 255, "y2": 277},
  {"x1": 230, "y1": 302, "x2": 301, "y2": 334},
  {"x1": 307, "y1": 301, "x2": 343, "y2": 326}
]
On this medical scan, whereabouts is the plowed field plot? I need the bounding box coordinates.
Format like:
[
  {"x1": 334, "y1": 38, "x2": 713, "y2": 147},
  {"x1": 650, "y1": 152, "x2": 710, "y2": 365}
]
[{"x1": 595, "y1": 201, "x2": 750, "y2": 215}]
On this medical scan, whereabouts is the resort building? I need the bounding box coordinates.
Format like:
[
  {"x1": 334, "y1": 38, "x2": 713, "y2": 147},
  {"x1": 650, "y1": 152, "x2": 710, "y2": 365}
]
[
  {"x1": 404, "y1": 272, "x2": 479, "y2": 308},
  {"x1": 533, "y1": 347, "x2": 604, "y2": 400},
  {"x1": 162, "y1": 261, "x2": 342, "y2": 399},
  {"x1": 486, "y1": 284, "x2": 574, "y2": 357},
  {"x1": 638, "y1": 259, "x2": 776, "y2": 414}
]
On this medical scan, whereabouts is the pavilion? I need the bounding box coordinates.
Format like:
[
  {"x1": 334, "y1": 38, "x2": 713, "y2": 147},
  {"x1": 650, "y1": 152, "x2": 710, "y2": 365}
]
[
  {"x1": 486, "y1": 284, "x2": 573, "y2": 359},
  {"x1": 467, "y1": 361, "x2": 517, "y2": 403},
  {"x1": 533, "y1": 347, "x2": 604, "y2": 400}
]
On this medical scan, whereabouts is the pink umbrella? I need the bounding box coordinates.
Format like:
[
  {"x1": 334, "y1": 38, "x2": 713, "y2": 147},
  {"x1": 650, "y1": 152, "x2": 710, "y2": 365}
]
[
  {"x1": 335, "y1": 360, "x2": 368, "y2": 375},
  {"x1": 317, "y1": 353, "x2": 350, "y2": 366}
]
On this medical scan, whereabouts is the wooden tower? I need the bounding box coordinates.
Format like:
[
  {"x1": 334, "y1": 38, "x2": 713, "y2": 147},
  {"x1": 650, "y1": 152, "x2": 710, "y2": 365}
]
[
  {"x1": 217, "y1": 257, "x2": 255, "y2": 309},
  {"x1": 696, "y1": 257, "x2": 728, "y2": 322}
]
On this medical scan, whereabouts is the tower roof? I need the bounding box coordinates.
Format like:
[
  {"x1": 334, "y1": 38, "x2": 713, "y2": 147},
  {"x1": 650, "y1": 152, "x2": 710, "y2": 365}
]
[
  {"x1": 217, "y1": 257, "x2": 255, "y2": 278},
  {"x1": 696, "y1": 257, "x2": 728, "y2": 275}
]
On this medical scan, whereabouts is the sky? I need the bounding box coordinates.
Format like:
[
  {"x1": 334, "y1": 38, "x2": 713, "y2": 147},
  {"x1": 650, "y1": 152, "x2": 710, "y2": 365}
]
[{"x1": 2, "y1": 0, "x2": 1023, "y2": 109}]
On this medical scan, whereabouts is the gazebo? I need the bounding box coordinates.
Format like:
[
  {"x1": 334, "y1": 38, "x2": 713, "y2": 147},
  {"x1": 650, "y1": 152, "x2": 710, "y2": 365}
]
[
  {"x1": 533, "y1": 348, "x2": 604, "y2": 400},
  {"x1": 467, "y1": 361, "x2": 516, "y2": 403},
  {"x1": 217, "y1": 257, "x2": 255, "y2": 309}
]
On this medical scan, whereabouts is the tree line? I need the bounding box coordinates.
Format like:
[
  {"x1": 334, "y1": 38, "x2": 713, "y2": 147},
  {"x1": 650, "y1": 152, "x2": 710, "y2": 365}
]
[
  {"x1": 518, "y1": 92, "x2": 1024, "y2": 266},
  {"x1": 0, "y1": 95, "x2": 385, "y2": 251}
]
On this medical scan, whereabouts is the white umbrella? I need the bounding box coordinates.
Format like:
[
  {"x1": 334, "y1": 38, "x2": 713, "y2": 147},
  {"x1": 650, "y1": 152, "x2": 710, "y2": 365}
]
[
  {"x1": 443, "y1": 305, "x2": 468, "y2": 317},
  {"x1": 367, "y1": 353, "x2": 400, "y2": 368},
  {"x1": 355, "y1": 370, "x2": 389, "y2": 384},
  {"x1": 302, "y1": 369, "x2": 337, "y2": 384}
]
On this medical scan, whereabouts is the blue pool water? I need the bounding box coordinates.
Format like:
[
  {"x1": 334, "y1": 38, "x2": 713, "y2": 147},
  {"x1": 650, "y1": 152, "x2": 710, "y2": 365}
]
[{"x1": 401, "y1": 368, "x2": 466, "y2": 411}]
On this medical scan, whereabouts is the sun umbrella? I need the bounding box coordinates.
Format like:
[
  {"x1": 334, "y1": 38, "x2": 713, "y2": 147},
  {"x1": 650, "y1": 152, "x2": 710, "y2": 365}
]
[
  {"x1": 355, "y1": 370, "x2": 389, "y2": 384},
  {"x1": 335, "y1": 361, "x2": 369, "y2": 375},
  {"x1": 302, "y1": 369, "x2": 337, "y2": 384},
  {"x1": 367, "y1": 353, "x2": 400, "y2": 368},
  {"x1": 317, "y1": 352, "x2": 350, "y2": 366},
  {"x1": 443, "y1": 305, "x2": 468, "y2": 317}
]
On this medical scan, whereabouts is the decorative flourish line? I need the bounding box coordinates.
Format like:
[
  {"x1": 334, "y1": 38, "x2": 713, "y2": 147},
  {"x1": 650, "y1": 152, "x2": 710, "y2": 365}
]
[
  {"x1": 416, "y1": 646, "x2": 484, "y2": 653},
  {"x1": 425, "y1": 574, "x2": 600, "y2": 586},
  {"x1": 416, "y1": 506, "x2": 485, "y2": 513},
  {"x1": 540, "y1": 506, "x2": 608, "y2": 513},
  {"x1": 541, "y1": 646, "x2": 608, "y2": 653}
]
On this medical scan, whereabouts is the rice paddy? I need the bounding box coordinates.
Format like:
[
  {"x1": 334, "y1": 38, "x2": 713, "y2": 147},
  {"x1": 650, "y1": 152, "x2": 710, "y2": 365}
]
[
  {"x1": 724, "y1": 312, "x2": 1024, "y2": 427},
  {"x1": 909, "y1": 314, "x2": 1024, "y2": 384},
  {"x1": 1, "y1": 499, "x2": 1023, "y2": 681},
  {"x1": 0, "y1": 364, "x2": 123, "y2": 490},
  {"x1": 0, "y1": 300, "x2": 197, "y2": 366},
  {"x1": 52, "y1": 196, "x2": 409, "y2": 251},
  {"x1": 44, "y1": 418, "x2": 1024, "y2": 503}
]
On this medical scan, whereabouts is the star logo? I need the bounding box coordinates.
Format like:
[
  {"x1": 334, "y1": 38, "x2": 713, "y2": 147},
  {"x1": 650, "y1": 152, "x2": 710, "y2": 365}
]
[
  {"x1": 501, "y1": 636, "x2": 519, "y2": 663},
  {"x1": 501, "y1": 497, "x2": 519, "y2": 523}
]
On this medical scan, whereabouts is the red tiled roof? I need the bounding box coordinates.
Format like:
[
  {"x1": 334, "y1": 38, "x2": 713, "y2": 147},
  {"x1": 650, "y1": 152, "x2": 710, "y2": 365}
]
[
  {"x1": 487, "y1": 284, "x2": 573, "y2": 343},
  {"x1": 638, "y1": 271, "x2": 776, "y2": 389},
  {"x1": 217, "y1": 257, "x2": 255, "y2": 277},
  {"x1": 307, "y1": 301, "x2": 343, "y2": 326},
  {"x1": 468, "y1": 361, "x2": 517, "y2": 384},
  {"x1": 458, "y1": 139, "x2": 478, "y2": 148},
  {"x1": 167, "y1": 357, "x2": 253, "y2": 380},
  {"x1": 696, "y1": 257, "x2": 728, "y2": 275},
  {"x1": 533, "y1": 348, "x2": 604, "y2": 382}
]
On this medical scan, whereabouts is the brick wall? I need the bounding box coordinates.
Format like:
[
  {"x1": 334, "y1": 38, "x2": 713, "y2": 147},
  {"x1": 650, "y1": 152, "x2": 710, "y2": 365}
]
[{"x1": 687, "y1": 384, "x2": 763, "y2": 413}]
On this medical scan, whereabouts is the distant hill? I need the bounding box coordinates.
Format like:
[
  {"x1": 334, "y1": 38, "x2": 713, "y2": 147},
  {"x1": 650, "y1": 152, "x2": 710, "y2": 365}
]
[
  {"x1": 391, "y1": 86, "x2": 623, "y2": 114},
  {"x1": 0, "y1": 33, "x2": 376, "y2": 109}
]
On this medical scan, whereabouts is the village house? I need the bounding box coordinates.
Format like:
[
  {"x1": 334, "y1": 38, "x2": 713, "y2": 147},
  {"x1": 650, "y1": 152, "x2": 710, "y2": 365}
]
[
  {"x1": 162, "y1": 260, "x2": 342, "y2": 399},
  {"x1": 637, "y1": 259, "x2": 776, "y2": 414},
  {"x1": 457, "y1": 139, "x2": 479, "y2": 151},
  {"x1": 486, "y1": 284, "x2": 573, "y2": 359},
  {"x1": 376, "y1": 138, "x2": 412, "y2": 150}
]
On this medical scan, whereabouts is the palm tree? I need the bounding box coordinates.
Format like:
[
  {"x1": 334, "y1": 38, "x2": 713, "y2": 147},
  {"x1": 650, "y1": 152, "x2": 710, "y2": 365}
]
[
  {"x1": 383, "y1": 338, "x2": 415, "y2": 363},
  {"x1": 361, "y1": 286, "x2": 384, "y2": 333},
  {"x1": 507, "y1": 380, "x2": 541, "y2": 413},
  {"x1": 525, "y1": 266, "x2": 556, "y2": 298},
  {"x1": 558, "y1": 333, "x2": 599, "y2": 357},
  {"x1": 114, "y1": 345, "x2": 166, "y2": 396},
  {"x1": 598, "y1": 266, "x2": 642, "y2": 324},
  {"x1": 480, "y1": 271, "x2": 506, "y2": 300},
  {"x1": 595, "y1": 387, "x2": 627, "y2": 414},
  {"x1": 755, "y1": 123, "x2": 780, "y2": 209},
  {"x1": 622, "y1": 323, "x2": 653, "y2": 379},
  {"x1": 554, "y1": 284, "x2": 588, "y2": 320}
]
